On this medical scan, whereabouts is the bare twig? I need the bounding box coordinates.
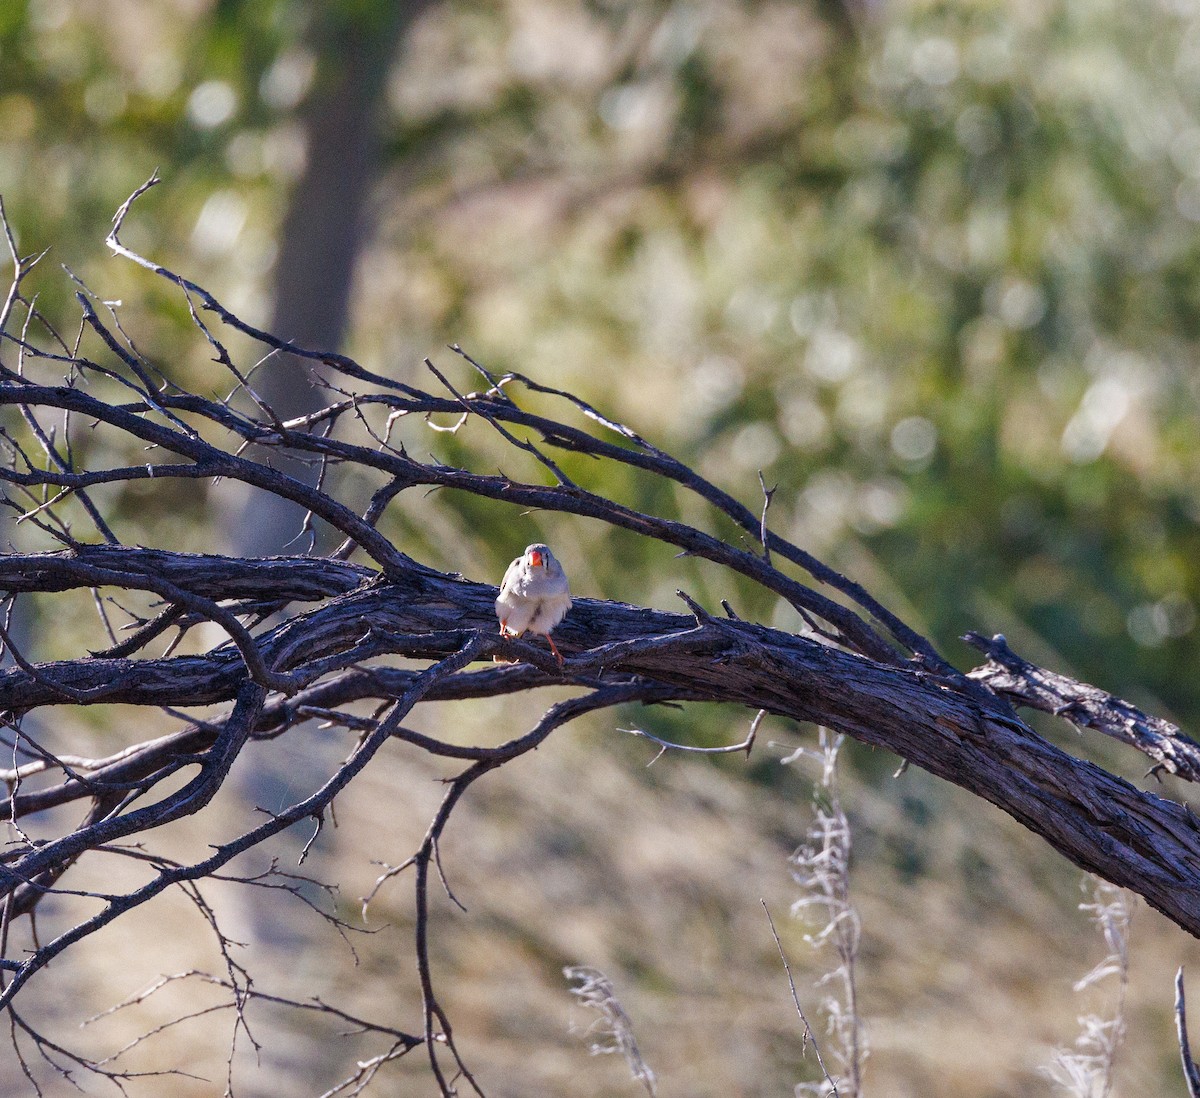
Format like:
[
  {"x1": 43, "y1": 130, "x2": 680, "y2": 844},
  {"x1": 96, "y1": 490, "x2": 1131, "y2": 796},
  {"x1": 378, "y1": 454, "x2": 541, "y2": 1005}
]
[
  {"x1": 2, "y1": 183, "x2": 1200, "y2": 1096},
  {"x1": 763, "y1": 900, "x2": 839, "y2": 1097},
  {"x1": 965, "y1": 632, "x2": 1200, "y2": 783},
  {"x1": 1178, "y1": 968, "x2": 1200, "y2": 1098}
]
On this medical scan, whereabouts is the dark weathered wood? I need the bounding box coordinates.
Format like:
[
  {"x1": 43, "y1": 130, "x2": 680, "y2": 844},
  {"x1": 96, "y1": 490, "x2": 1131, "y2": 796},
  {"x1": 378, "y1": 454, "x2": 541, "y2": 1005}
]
[
  {"x1": 965, "y1": 630, "x2": 1200, "y2": 782},
  {"x1": 3, "y1": 547, "x2": 1200, "y2": 935},
  {"x1": 0, "y1": 547, "x2": 370, "y2": 599},
  {"x1": 4, "y1": 186, "x2": 1200, "y2": 1094}
]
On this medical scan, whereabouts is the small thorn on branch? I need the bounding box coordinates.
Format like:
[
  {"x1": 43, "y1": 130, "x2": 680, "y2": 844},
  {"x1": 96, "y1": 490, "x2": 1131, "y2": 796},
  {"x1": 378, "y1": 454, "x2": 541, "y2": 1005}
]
[
  {"x1": 757, "y1": 471, "x2": 776, "y2": 565},
  {"x1": 675, "y1": 589, "x2": 710, "y2": 623}
]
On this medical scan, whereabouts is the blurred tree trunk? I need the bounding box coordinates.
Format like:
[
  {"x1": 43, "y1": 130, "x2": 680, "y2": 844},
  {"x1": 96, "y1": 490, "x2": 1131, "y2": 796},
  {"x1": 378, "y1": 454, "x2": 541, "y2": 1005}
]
[
  {"x1": 226, "y1": 3, "x2": 436, "y2": 1025},
  {"x1": 234, "y1": 0, "x2": 435, "y2": 557}
]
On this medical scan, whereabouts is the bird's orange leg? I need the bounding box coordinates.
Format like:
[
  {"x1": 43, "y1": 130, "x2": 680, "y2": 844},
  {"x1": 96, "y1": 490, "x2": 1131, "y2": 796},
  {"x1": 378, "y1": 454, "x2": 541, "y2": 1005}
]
[
  {"x1": 494, "y1": 620, "x2": 519, "y2": 664},
  {"x1": 546, "y1": 633, "x2": 564, "y2": 666}
]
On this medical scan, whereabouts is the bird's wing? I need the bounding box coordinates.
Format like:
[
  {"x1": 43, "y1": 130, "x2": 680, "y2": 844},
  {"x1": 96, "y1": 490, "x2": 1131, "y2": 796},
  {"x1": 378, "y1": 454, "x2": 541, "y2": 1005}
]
[{"x1": 498, "y1": 555, "x2": 526, "y2": 598}]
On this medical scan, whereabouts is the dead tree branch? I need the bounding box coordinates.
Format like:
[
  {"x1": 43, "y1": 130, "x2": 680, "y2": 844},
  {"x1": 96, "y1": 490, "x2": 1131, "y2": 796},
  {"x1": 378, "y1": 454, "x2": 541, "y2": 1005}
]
[{"x1": 2, "y1": 182, "x2": 1200, "y2": 1094}]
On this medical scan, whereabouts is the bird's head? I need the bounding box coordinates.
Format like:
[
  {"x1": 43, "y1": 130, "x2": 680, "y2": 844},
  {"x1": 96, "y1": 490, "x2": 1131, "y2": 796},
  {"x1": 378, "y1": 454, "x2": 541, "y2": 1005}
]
[{"x1": 525, "y1": 543, "x2": 550, "y2": 569}]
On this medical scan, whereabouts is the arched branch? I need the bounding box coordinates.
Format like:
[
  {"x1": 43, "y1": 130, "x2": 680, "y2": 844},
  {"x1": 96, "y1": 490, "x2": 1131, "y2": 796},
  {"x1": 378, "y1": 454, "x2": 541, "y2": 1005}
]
[{"x1": 3, "y1": 185, "x2": 1200, "y2": 1094}]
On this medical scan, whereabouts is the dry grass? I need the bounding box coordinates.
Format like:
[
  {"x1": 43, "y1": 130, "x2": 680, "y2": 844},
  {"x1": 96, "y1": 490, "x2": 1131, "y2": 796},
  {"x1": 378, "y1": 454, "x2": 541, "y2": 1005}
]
[{"x1": 5, "y1": 698, "x2": 1200, "y2": 1096}]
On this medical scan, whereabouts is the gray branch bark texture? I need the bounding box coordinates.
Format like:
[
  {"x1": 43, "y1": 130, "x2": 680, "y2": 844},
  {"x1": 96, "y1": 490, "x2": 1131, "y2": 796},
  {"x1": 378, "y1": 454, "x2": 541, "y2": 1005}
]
[{"x1": 3, "y1": 186, "x2": 1200, "y2": 1061}]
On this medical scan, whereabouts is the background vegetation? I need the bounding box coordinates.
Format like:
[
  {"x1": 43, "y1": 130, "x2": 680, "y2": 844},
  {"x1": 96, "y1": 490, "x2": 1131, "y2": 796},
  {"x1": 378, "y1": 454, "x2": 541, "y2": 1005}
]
[{"x1": 4, "y1": 0, "x2": 1200, "y2": 1094}]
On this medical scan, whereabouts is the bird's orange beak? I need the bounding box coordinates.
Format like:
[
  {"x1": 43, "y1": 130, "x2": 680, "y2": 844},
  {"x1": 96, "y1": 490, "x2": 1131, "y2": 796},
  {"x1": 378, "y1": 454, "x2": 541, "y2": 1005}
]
[{"x1": 529, "y1": 549, "x2": 544, "y2": 568}]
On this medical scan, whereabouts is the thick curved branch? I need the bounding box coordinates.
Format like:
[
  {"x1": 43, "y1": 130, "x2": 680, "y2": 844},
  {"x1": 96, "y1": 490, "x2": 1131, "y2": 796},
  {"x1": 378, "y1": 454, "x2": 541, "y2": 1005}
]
[
  {"x1": 965, "y1": 631, "x2": 1200, "y2": 782},
  {"x1": 3, "y1": 547, "x2": 1200, "y2": 935},
  {"x1": 5, "y1": 186, "x2": 1200, "y2": 1094},
  {"x1": 0, "y1": 548, "x2": 369, "y2": 601}
]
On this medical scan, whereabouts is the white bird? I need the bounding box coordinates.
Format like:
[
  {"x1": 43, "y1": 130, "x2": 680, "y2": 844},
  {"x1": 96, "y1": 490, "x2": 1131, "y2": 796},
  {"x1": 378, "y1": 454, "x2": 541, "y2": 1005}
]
[{"x1": 495, "y1": 543, "x2": 572, "y2": 665}]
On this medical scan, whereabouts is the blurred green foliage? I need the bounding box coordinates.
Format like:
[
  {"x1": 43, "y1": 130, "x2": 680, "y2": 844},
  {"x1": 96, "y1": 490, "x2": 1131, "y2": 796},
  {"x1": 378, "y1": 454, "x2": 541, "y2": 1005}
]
[
  {"x1": 4, "y1": 0, "x2": 1199, "y2": 723},
  {"x1": 9, "y1": 6, "x2": 1200, "y2": 1094}
]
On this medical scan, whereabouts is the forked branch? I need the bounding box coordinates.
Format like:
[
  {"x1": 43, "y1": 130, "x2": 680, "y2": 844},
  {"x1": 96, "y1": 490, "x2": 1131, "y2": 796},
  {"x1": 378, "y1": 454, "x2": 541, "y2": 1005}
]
[{"x1": 2, "y1": 183, "x2": 1200, "y2": 1096}]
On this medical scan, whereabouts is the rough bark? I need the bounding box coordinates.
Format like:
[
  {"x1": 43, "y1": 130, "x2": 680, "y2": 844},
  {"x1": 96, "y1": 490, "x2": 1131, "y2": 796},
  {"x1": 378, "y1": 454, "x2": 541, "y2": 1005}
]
[{"x1": 2, "y1": 187, "x2": 1200, "y2": 1092}]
